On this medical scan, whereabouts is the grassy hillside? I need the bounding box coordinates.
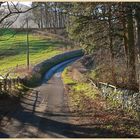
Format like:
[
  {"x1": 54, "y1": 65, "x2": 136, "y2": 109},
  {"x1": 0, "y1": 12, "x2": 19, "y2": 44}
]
[{"x1": 0, "y1": 29, "x2": 68, "y2": 76}]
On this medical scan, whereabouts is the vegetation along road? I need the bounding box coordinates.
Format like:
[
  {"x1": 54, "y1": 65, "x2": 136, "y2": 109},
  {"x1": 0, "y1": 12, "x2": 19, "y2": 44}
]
[
  {"x1": 0, "y1": 57, "x2": 81, "y2": 138},
  {"x1": 1, "y1": 55, "x2": 139, "y2": 138},
  {"x1": 0, "y1": 2, "x2": 140, "y2": 138}
]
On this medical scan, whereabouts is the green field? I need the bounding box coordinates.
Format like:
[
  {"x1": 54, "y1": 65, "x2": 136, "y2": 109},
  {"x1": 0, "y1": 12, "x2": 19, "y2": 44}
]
[{"x1": 0, "y1": 29, "x2": 67, "y2": 76}]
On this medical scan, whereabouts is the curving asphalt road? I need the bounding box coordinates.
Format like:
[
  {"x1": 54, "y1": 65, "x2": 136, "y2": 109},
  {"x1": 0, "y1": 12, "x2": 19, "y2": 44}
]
[{"x1": 0, "y1": 57, "x2": 80, "y2": 138}]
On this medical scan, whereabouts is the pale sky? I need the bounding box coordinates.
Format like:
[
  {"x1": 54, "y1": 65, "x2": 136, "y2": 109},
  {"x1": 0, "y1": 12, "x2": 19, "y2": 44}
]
[
  {"x1": 14, "y1": 2, "x2": 32, "y2": 7},
  {"x1": 2, "y1": 2, "x2": 32, "y2": 7}
]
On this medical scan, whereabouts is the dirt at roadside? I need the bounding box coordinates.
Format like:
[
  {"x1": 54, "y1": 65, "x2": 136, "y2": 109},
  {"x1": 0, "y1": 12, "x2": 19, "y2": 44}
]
[{"x1": 63, "y1": 57, "x2": 140, "y2": 138}]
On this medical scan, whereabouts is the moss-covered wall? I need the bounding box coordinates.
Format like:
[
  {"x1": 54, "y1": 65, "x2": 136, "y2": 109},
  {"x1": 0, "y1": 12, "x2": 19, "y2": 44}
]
[{"x1": 24, "y1": 49, "x2": 84, "y2": 87}]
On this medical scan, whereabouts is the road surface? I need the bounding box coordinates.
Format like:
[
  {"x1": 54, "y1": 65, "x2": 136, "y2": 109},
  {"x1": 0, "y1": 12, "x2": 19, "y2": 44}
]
[
  {"x1": 0, "y1": 58, "x2": 79, "y2": 138},
  {"x1": 0, "y1": 57, "x2": 135, "y2": 138}
]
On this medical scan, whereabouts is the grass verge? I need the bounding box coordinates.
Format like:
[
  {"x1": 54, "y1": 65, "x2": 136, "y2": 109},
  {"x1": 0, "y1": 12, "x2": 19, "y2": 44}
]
[
  {"x1": 62, "y1": 66, "x2": 99, "y2": 112},
  {"x1": 62, "y1": 65, "x2": 140, "y2": 137}
]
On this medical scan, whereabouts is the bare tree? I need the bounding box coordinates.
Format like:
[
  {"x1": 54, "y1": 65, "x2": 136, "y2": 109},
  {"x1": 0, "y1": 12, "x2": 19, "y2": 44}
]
[{"x1": 0, "y1": 2, "x2": 37, "y2": 27}]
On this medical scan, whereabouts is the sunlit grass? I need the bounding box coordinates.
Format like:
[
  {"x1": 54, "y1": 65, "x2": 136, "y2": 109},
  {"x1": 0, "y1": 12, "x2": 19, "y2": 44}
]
[
  {"x1": 0, "y1": 29, "x2": 66, "y2": 75},
  {"x1": 62, "y1": 66, "x2": 99, "y2": 111},
  {"x1": 62, "y1": 68, "x2": 76, "y2": 85},
  {"x1": 62, "y1": 67, "x2": 99, "y2": 99}
]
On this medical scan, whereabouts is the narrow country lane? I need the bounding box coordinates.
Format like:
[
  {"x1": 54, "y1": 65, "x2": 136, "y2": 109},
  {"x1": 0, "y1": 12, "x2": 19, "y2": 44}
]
[
  {"x1": 0, "y1": 59, "x2": 77, "y2": 138},
  {"x1": 1, "y1": 57, "x2": 138, "y2": 138}
]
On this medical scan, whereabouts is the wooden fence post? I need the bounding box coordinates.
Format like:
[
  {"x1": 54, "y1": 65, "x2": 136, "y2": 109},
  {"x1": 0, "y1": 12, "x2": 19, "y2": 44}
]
[
  {"x1": 19, "y1": 78, "x2": 23, "y2": 85},
  {"x1": 13, "y1": 79, "x2": 16, "y2": 88},
  {"x1": 8, "y1": 79, "x2": 12, "y2": 90},
  {"x1": 17, "y1": 77, "x2": 20, "y2": 85},
  {"x1": 3, "y1": 79, "x2": 7, "y2": 91},
  {"x1": 16, "y1": 78, "x2": 18, "y2": 86},
  {"x1": 0, "y1": 81, "x2": 2, "y2": 91}
]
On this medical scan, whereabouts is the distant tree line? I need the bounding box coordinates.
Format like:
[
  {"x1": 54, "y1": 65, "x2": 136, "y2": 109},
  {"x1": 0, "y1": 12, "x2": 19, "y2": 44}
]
[{"x1": 31, "y1": 2, "x2": 70, "y2": 29}]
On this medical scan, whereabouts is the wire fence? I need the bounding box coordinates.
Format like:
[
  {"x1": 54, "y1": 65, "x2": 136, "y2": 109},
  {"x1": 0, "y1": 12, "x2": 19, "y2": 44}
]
[{"x1": 88, "y1": 78, "x2": 140, "y2": 112}]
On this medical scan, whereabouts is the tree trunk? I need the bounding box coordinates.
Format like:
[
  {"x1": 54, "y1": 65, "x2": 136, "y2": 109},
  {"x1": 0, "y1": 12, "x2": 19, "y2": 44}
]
[
  {"x1": 40, "y1": 7, "x2": 43, "y2": 28},
  {"x1": 126, "y1": 6, "x2": 137, "y2": 87},
  {"x1": 44, "y1": 3, "x2": 48, "y2": 28},
  {"x1": 108, "y1": 5, "x2": 117, "y2": 84},
  {"x1": 135, "y1": 7, "x2": 140, "y2": 91},
  {"x1": 121, "y1": 4, "x2": 129, "y2": 68}
]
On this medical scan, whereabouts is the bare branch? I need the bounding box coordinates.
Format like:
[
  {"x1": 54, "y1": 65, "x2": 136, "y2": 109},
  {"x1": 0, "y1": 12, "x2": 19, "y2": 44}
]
[
  {"x1": 0, "y1": 2, "x2": 5, "y2": 7},
  {"x1": 0, "y1": 3, "x2": 38, "y2": 24},
  {"x1": 7, "y1": 2, "x2": 12, "y2": 13},
  {"x1": 11, "y1": 2, "x2": 20, "y2": 12}
]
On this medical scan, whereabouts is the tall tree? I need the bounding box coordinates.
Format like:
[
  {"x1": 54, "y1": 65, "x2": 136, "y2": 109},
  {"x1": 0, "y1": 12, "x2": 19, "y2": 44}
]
[{"x1": 126, "y1": 4, "x2": 136, "y2": 86}]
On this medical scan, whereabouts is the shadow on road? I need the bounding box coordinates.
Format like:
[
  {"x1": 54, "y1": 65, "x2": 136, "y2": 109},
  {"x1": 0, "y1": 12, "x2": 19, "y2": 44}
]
[{"x1": 0, "y1": 95, "x2": 138, "y2": 138}]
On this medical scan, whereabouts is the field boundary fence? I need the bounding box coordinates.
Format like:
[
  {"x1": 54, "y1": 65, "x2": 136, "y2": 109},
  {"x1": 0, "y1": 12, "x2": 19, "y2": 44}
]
[
  {"x1": 88, "y1": 78, "x2": 140, "y2": 120},
  {"x1": 0, "y1": 72, "x2": 27, "y2": 94}
]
